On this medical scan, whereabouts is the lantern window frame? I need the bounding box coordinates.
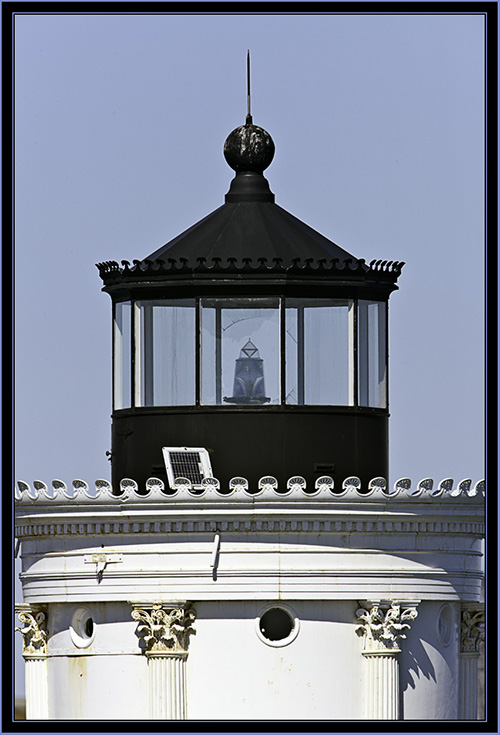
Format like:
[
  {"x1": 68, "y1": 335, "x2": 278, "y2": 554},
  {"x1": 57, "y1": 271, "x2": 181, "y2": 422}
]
[{"x1": 111, "y1": 294, "x2": 389, "y2": 412}]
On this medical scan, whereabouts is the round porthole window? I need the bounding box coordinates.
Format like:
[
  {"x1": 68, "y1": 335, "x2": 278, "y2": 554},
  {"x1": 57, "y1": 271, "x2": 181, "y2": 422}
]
[
  {"x1": 437, "y1": 603, "x2": 453, "y2": 647},
  {"x1": 70, "y1": 607, "x2": 96, "y2": 648},
  {"x1": 256, "y1": 604, "x2": 299, "y2": 647}
]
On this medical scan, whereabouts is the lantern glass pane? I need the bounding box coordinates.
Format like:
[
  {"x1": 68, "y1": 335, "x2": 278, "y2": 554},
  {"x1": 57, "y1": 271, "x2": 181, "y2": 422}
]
[
  {"x1": 358, "y1": 300, "x2": 387, "y2": 408},
  {"x1": 201, "y1": 297, "x2": 280, "y2": 405},
  {"x1": 286, "y1": 299, "x2": 354, "y2": 405},
  {"x1": 113, "y1": 301, "x2": 131, "y2": 410},
  {"x1": 136, "y1": 300, "x2": 196, "y2": 406}
]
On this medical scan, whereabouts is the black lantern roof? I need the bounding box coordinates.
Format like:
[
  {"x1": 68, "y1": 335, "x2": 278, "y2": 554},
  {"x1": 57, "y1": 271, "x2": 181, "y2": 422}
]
[{"x1": 97, "y1": 120, "x2": 404, "y2": 295}]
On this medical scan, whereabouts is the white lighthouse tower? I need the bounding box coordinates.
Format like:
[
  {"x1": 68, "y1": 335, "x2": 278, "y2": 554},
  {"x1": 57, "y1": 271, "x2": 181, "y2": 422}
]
[{"x1": 15, "y1": 112, "x2": 485, "y2": 721}]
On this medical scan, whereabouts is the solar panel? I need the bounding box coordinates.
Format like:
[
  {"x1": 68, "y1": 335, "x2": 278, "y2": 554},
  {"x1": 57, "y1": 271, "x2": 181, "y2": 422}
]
[{"x1": 162, "y1": 447, "x2": 212, "y2": 490}]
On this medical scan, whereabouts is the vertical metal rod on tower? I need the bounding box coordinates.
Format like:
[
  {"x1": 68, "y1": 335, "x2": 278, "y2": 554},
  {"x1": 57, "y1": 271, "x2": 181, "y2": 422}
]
[{"x1": 246, "y1": 50, "x2": 252, "y2": 124}]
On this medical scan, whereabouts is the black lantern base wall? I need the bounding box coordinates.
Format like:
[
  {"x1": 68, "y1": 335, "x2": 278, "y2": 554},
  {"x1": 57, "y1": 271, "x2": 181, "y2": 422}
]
[{"x1": 111, "y1": 409, "x2": 388, "y2": 492}]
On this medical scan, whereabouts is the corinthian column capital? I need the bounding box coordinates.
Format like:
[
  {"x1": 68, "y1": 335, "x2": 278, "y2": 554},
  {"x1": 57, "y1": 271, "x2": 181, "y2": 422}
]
[
  {"x1": 460, "y1": 607, "x2": 485, "y2": 654},
  {"x1": 15, "y1": 603, "x2": 47, "y2": 657},
  {"x1": 356, "y1": 600, "x2": 419, "y2": 654},
  {"x1": 131, "y1": 601, "x2": 196, "y2": 656}
]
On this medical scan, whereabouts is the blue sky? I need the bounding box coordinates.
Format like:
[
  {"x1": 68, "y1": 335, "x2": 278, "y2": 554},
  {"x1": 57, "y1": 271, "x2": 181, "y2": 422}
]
[{"x1": 14, "y1": 11, "x2": 485, "y2": 698}]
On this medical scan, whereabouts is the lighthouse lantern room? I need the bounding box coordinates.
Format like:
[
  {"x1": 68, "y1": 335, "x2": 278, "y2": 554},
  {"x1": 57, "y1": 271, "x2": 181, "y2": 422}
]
[{"x1": 99, "y1": 120, "x2": 402, "y2": 492}]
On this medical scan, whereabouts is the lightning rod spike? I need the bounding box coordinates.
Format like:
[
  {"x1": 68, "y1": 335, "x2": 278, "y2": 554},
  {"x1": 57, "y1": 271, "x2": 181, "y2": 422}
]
[{"x1": 246, "y1": 50, "x2": 253, "y2": 125}]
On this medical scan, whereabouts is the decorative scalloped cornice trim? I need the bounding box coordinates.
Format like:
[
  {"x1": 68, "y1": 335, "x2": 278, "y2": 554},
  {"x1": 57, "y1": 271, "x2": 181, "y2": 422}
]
[
  {"x1": 15, "y1": 477, "x2": 485, "y2": 505},
  {"x1": 96, "y1": 257, "x2": 404, "y2": 284}
]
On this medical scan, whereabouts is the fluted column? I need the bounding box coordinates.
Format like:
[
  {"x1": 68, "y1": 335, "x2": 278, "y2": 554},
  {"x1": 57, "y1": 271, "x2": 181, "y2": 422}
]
[
  {"x1": 131, "y1": 602, "x2": 196, "y2": 720},
  {"x1": 356, "y1": 601, "x2": 418, "y2": 720},
  {"x1": 459, "y1": 607, "x2": 485, "y2": 720},
  {"x1": 15, "y1": 604, "x2": 49, "y2": 719},
  {"x1": 148, "y1": 652, "x2": 187, "y2": 719}
]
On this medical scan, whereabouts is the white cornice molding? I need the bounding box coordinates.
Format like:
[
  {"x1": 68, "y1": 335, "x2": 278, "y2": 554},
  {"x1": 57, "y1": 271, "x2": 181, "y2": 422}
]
[
  {"x1": 14, "y1": 477, "x2": 485, "y2": 543},
  {"x1": 14, "y1": 512, "x2": 484, "y2": 539}
]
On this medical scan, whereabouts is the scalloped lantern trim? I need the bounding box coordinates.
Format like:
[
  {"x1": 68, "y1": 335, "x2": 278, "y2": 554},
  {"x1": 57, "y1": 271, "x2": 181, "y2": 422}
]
[{"x1": 96, "y1": 257, "x2": 404, "y2": 285}]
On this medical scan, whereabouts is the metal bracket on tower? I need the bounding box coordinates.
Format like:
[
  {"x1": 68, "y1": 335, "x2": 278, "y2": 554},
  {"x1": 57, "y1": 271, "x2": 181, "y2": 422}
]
[{"x1": 84, "y1": 553, "x2": 122, "y2": 579}]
